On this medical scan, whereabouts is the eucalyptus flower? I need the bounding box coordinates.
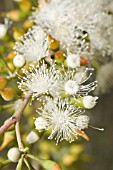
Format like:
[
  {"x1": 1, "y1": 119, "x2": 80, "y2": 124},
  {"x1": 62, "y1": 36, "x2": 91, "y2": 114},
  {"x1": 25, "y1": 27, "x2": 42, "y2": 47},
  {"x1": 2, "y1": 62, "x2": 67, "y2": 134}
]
[
  {"x1": 14, "y1": 26, "x2": 49, "y2": 62},
  {"x1": 35, "y1": 98, "x2": 87, "y2": 143},
  {"x1": 58, "y1": 68, "x2": 97, "y2": 97},
  {"x1": 18, "y1": 61, "x2": 61, "y2": 100},
  {"x1": 31, "y1": 0, "x2": 113, "y2": 56}
]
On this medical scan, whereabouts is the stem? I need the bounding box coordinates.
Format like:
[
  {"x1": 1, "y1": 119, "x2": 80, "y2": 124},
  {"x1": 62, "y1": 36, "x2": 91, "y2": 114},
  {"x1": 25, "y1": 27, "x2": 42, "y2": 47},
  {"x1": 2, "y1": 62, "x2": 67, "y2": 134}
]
[
  {"x1": 0, "y1": 159, "x2": 11, "y2": 168},
  {"x1": 15, "y1": 122, "x2": 24, "y2": 150},
  {"x1": 24, "y1": 158, "x2": 32, "y2": 170},
  {"x1": 0, "y1": 91, "x2": 31, "y2": 135},
  {"x1": 7, "y1": 68, "x2": 20, "y2": 80},
  {"x1": 2, "y1": 103, "x2": 15, "y2": 110}
]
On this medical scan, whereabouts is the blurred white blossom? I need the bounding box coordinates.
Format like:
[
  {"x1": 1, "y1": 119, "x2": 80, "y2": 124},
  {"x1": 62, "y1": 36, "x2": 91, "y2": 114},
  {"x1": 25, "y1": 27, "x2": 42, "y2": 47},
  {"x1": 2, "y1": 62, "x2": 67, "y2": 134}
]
[
  {"x1": 31, "y1": 0, "x2": 113, "y2": 57},
  {"x1": 14, "y1": 26, "x2": 49, "y2": 62},
  {"x1": 76, "y1": 115, "x2": 90, "y2": 130}
]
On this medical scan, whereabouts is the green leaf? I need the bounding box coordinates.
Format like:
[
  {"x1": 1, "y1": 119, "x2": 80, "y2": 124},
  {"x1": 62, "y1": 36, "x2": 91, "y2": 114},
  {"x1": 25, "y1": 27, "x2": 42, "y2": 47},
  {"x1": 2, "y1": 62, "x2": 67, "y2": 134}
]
[
  {"x1": 27, "y1": 154, "x2": 62, "y2": 170},
  {"x1": 16, "y1": 155, "x2": 24, "y2": 170}
]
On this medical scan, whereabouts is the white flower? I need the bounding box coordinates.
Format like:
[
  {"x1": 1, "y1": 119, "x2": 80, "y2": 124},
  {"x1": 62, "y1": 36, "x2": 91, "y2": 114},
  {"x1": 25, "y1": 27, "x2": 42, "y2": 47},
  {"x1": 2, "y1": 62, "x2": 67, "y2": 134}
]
[
  {"x1": 31, "y1": 0, "x2": 113, "y2": 56},
  {"x1": 58, "y1": 68, "x2": 97, "y2": 97},
  {"x1": 26, "y1": 131, "x2": 39, "y2": 144},
  {"x1": 35, "y1": 117, "x2": 48, "y2": 130},
  {"x1": 13, "y1": 55, "x2": 25, "y2": 68},
  {"x1": 7, "y1": 147, "x2": 20, "y2": 162},
  {"x1": 76, "y1": 115, "x2": 90, "y2": 130},
  {"x1": 65, "y1": 80, "x2": 79, "y2": 95},
  {"x1": 36, "y1": 98, "x2": 84, "y2": 143},
  {"x1": 14, "y1": 26, "x2": 49, "y2": 62},
  {"x1": 18, "y1": 61, "x2": 61, "y2": 100},
  {"x1": 0, "y1": 24, "x2": 8, "y2": 38},
  {"x1": 67, "y1": 54, "x2": 80, "y2": 68},
  {"x1": 83, "y1": 95, "x2": 98, "y2": 109}
]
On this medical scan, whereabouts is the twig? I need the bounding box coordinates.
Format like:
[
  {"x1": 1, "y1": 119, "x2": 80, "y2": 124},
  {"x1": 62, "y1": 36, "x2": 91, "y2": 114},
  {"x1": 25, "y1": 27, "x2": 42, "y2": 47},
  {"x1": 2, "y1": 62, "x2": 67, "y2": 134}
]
[
  {"x1": 15, "y1": 122, "x2": 24, "y2": 150},
  {"x1": 0, "y1": 91, "x2": 31, "y2": 135}
]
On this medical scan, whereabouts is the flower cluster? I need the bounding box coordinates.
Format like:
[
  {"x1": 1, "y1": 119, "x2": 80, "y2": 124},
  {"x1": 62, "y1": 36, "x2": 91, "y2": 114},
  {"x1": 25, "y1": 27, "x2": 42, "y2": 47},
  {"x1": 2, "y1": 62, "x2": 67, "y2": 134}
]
[
  {"x1": 15, "y1": 0, "x2": 101, "y2": 143},
  {"x1": 31, "y1": 0, "x2": 113, "y2": 57}
]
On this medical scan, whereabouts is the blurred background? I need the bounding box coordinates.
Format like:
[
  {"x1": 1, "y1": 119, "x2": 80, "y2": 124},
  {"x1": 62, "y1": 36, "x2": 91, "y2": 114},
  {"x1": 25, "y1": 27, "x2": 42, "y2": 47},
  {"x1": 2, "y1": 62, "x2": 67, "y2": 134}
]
[{"x1": 0, "y1": 0, "x2": 113, "y2": 170}]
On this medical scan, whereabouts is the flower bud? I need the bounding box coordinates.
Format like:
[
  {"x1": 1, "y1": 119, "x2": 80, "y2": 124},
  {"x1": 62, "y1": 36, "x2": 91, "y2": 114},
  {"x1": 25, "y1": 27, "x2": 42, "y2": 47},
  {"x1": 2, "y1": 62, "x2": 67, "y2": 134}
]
[
  {"x1": 54, "y1": 51, "x2": 65, "y2": 63},
  {"x1": 34, "y1": 117, "x2": 47, "y2": 130},
  {"x1": 63, "y1": 59, "x2": 68, "y2": 68},
  {"x1": 13, "y1": 55, "x2": 25, "y2": 68},
  {"x1": 6, "y1": 51, "x2": 15, "y2": 61},
  {"x1": 76, "y1": 115, "x2": 89, "y2": 130},
  {"x1": 7, "y1": 10, "x2": 21, "y2": 22},
  {"x1": 65, "y1": 80, "x2": 79, "y2": 95},
  {"x1": 0, "y1": 131, "x2": 15, "y2": 151},
  {"x1": 48, "y1": 34, "x2": 59, "y2": 51},
  {"x1": 7, "y1": 147, "x2": 20, "y2": 162},
  {"x1": 67, "y1": 54, "x2": 80, "y2": 68},
  {"x1": 83, "y1": 95, "x2": 98, "y2": 109},
  {"x1": 0, "y1": 76, "x2": 7, "y2": 89},
  {"x1": 80, "y1": 56, "x2": 90, "y2": 65},
  {"x1": 71, "y1": 95, "x2": 98, "y2": 109},
  {"x1": 13, "y1": 29, "x2": 24, "y2": 40},
  {"x1": 19, "y1": 0, "x2": 31, "y2": 12},
  {"x1": 26, "y1": 131, "x2": 39, "y2": 144},
  {"x1": 23, "y1": 20, "x2": 33, "y2": 30},
  {"x1": 0, "y1": 88, "x2": 14, "y2": 101}
]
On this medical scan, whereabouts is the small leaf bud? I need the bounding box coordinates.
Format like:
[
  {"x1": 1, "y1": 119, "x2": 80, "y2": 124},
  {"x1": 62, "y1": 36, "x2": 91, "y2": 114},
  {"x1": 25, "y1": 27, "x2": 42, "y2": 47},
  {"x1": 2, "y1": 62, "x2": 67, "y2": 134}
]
[{"x1": 48, "y1": 34, "x2": 59, "y2": 51}]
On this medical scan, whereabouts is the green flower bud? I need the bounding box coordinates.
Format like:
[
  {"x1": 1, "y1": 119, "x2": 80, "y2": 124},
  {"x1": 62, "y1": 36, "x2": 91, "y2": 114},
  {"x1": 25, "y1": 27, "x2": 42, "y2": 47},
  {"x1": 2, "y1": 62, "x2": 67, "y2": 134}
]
[
  {"x1": 54, "y1": 51, "x2": 65, "y2": 63},
  {"x1": 48, "y1": 34, "x2": 59, "y2": 51},
  {"x1": 0, "y1": 88, "x2": 14, "y2": 101},
  {"x1": 70, "y1": 95, "x2": 98, "y2": 109}
]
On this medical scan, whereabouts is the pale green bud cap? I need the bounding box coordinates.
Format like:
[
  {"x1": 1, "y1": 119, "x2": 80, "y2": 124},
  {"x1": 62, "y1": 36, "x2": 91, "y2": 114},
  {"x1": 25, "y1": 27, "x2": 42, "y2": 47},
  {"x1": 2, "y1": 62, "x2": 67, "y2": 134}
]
[
  {"x1": 83, "y1": 95, "x2": 98, "y2": 109},
  {"x1": 35, "y1": 117, "x2": 47, "y2": 130},
  {"x1": 13, "y1": 55, "x2": 25, "y2": 68},
  {"x1": 0, "y1": 24, "x2": 7, "y2": 38},
  {"x1": 26, "y1": 131, "x2": 39, "y2": 144}
]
